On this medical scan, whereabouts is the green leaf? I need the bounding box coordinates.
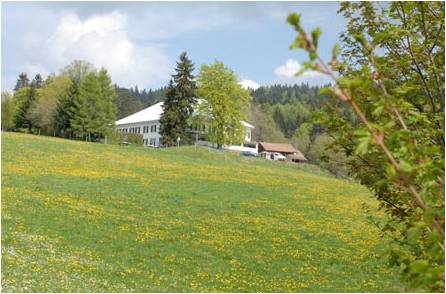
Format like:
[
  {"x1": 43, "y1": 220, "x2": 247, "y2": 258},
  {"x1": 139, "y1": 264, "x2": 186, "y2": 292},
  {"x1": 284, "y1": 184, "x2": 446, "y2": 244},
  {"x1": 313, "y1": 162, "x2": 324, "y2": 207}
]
[
  {"x1": 372, "y1": 105, "x2": 384, "y2": 117},
  {"x1": 286, "y1": 13, "x2": 302, "y2": 31},
  {"x1": 399, "y1": 159, "x2": 413, "y2": 173},
  {"x1": 332, "y1": 43, "x2": 341, "y2": 60},
  {"x1": 319, "y1": 86, "x2": 333, "y2": 95},
  {"x1": 309, "y1": 50, "x2": 317, "y2": 61},
  {"x1": 385, "y1": 164, "x2": 396, "y2": 178},
  {"x1": 311, "y1": 27, "x2": 322, "y2": 49},
  {"x1": 372, "y1": 31, "x2": 388, "y2": 45}
]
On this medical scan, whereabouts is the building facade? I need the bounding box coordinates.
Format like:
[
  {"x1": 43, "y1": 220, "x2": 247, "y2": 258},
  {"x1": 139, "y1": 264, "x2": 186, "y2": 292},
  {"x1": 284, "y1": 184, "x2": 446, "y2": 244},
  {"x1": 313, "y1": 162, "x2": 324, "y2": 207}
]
[{"x1": 115, "y1": 102, "x2": 254, "y2": 147}]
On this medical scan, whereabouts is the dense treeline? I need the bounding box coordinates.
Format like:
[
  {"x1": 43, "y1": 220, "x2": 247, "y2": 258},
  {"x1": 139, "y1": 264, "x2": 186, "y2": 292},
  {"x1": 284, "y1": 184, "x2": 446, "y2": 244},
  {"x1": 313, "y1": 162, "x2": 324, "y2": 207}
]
[
  {"x1": 114, "y1": 86, "x2": 166, "y2": 119},
  {"x1": 2, "y1": 60, "x2": 117, "y2": 141},
  {"x1": 247, "y1": 83, "x2": 352, "y2": 176}
]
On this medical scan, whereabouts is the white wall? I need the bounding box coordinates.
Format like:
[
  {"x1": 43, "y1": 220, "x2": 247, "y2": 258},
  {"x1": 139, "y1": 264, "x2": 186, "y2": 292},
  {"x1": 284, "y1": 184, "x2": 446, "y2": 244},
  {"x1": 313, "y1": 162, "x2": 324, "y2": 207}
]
[
  {"x1": 116, "y1": 120, "x2": 162, "y2": 146},
  {"x1": 117, "y1": 121, "x2": 253, "y2": 147}
]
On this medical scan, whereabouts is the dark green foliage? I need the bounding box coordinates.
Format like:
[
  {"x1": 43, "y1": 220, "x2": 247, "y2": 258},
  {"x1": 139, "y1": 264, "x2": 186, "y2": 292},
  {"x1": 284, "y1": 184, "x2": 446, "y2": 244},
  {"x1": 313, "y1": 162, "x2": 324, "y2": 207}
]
[
  {"x1": 128, "y1": 86, "x2": 167, "y2": 107},
  {"x1": 114, "y1": 87, "x2": 144, "y2": 119},
  {"x1": 69, "y1": 74, "x2": 95, "y2": 139},
  {"x1": 251, "y1": 83, "x2": 330, "y2": 108},
  {"x1": 159, "y1": 80, "x2": 179, "y2": 147},
  {"x1": 249, "y1": 104, "x2": 288, "y2": 143},
  {"x1": 159, "y1": 52, "x2": 197, "y2": 146},
  {"x1": 143, "y1": 87, "x2": 167, "y2": 106},
  {"x1": 32, "y1": 74, "x2": 44, "y2": 88},
  {"x1": 54, "y1": 82, "x2": 78, "y2": 138},
  {"x1": 70, "y1": 70, "x2": 117, "y2": 140},
  {"x1": 13, "y1": 86, "x2": 37, "y2": 131},
  {"x1": 14, "y1": 72, "x2": 29, "y2": 91}
]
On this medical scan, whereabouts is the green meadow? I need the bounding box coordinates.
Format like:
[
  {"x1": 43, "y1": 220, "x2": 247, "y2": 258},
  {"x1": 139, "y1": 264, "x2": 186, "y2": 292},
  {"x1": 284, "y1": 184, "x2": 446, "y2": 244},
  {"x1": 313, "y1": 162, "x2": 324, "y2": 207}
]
[{"x1": 1, "y1": 132, "x2": 401, "y2": 292}]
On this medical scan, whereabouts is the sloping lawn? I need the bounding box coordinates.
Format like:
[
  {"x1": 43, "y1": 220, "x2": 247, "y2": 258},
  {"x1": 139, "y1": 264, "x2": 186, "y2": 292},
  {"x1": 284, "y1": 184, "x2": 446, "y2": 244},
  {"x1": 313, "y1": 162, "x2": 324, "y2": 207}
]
[{"x1": 1, "y1": 132, "x2": 401, "y2": 292}]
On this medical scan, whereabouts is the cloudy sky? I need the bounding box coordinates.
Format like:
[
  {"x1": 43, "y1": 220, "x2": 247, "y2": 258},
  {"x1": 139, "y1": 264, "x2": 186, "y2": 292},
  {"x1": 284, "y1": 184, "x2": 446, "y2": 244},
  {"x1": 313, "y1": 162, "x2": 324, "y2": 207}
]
[{"x1": 2, "y1": 1, "x2": 346, "y2": 91}]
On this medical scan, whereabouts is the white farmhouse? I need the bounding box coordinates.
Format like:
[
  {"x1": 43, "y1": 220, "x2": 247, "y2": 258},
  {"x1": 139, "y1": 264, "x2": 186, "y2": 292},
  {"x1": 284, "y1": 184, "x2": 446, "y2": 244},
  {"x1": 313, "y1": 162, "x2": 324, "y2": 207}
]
[{"x1": 115, "y1": 101, "x2": 254, "y2": 147}]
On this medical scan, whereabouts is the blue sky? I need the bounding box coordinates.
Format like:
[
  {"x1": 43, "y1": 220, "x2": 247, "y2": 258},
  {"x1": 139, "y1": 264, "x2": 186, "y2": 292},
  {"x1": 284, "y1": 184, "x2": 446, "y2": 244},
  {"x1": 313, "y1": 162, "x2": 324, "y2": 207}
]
[{"x1": 1, "y1": 1, "x2": 346, "y2": 91}]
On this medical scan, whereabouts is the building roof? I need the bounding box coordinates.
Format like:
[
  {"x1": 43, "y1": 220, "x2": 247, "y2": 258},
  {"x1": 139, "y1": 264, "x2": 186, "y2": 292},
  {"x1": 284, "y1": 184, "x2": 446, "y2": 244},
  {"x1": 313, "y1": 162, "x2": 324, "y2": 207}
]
[
  {"x1": 287, "y1": 151, "x2": 307, "y2": 162},
  {"x1": 115, "y1": 102, "x2": 164, "y2": 125},
  {"x1": 115, "y1": 101, "x2": 254, "y2": 129},
  {"x1": 258, "y1": 142, "x2": 299, "y2": 154},
  {"x1": 241, "y1": 121, "x2": 254, "y2": 129}
]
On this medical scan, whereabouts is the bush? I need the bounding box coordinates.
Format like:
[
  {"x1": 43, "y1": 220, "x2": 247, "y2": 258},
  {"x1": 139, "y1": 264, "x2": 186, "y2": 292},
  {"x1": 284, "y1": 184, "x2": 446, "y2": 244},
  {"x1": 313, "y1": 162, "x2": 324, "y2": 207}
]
[{"x1": 104, "y1": 130, "x2": 143, "y2": 145}]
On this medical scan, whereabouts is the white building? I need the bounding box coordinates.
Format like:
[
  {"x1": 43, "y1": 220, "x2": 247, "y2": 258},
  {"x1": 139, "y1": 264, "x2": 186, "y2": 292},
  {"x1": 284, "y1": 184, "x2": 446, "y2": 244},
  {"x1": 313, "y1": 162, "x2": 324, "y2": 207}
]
[{"x1": 115, "y1": 101, "x2": 254, "y2": 147}]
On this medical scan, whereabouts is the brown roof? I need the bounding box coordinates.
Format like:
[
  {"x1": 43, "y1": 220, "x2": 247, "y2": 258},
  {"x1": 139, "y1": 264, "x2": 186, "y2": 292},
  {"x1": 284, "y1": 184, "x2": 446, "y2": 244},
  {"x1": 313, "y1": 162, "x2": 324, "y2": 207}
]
[
  {"x1": 258, "y1": 142, "x2": 298, "y2": 154},
  {"x1": 287, "y1": 152, "x2": 307, "y2": 162}
]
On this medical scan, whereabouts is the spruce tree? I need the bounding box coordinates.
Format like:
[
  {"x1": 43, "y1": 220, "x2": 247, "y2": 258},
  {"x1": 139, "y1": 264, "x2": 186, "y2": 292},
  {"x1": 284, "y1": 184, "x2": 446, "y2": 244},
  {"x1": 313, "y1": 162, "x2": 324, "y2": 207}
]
[
  {"x1": 69, "y1": 70, "x2": 116, "y2": 140},
  {"x1": 54, "y1": 81, "x2": 78, "y2": 137},
  {"x1": 13, "y1": 85, "x2": 38, "y2": 131},
  {"x1": 70, "y1": 73, "x2": 100, "y2": 140},
  {"x1": 159, "y1": 80, "x2": 178, "y2": 146},
  {"x1": 96, "y1": 68, "x2": 117, "y2": 135},
  {"x1": 159, "y1": 52, "x2": 196, "y2": 146},
  {"x1": 14, "y1": 72, "x2": 29, "y2": 91},
  {"x1": 32, "y1": 74, "x2": 44, "y2": 88}
]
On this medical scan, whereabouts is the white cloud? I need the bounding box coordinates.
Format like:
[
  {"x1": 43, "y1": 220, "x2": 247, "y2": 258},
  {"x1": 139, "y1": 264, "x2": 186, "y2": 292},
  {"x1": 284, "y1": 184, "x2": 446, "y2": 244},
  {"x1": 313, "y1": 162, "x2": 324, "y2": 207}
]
[
  {"x1": 274, "y1": 59, "x2": 302, "y2": 78},
  {"x1": 274, "y1": 59, "x2": 331, "y2": 86},
  {"x1": 7, "y1": 11, "x2": 172, "y2": 89},
  {"x1": 45, "y1": 11, "x2": 172, "y2": 88},
  {"x1": 239, "y1": 79, "x2": 260, "y2": 90}
]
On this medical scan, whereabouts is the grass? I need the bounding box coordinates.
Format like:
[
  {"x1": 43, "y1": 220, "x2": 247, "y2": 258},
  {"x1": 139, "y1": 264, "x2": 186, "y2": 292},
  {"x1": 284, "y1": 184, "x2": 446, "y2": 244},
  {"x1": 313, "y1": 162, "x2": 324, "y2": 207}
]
[{"x1": 1, "y1": 132, "x2": 401, "y2": 292}]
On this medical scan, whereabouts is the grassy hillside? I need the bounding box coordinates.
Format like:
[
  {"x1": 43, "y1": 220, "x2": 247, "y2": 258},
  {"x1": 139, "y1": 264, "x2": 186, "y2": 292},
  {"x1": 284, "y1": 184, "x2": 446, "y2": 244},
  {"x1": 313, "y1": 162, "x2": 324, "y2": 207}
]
[{"x1": 1, "y1": 132, "x2": 401, "y2": 292}]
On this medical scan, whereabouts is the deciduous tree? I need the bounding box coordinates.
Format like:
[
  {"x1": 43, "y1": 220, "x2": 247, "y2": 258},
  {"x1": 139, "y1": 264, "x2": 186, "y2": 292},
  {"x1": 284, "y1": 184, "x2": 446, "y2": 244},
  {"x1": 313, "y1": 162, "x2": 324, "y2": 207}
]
[
  {"x1": 196, "y1": 61, "x2": 251, "y2": 147},
  {"x1": 287, "y1": 2, "x2": 444, "y2": 290}
]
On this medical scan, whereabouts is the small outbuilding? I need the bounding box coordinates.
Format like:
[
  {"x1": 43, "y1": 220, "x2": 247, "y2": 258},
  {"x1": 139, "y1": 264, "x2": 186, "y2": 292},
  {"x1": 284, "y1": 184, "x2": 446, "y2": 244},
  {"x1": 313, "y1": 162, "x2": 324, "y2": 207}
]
[{"x1": 258, "y1": 142, "x2": 307, "y2": 162}]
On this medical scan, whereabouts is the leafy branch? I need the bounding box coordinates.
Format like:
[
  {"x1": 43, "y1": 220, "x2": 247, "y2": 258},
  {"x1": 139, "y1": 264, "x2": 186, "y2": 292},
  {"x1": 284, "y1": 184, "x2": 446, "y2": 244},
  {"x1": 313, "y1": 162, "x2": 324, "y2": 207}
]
[{"x1": 287, "y1": 13, "x2": 444, "y2": 241}]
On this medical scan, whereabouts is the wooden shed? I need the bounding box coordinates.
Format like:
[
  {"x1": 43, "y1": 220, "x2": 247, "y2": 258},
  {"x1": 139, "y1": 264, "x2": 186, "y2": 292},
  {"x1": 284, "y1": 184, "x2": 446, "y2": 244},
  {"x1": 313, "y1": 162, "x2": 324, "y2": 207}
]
[{"x1": 258, "y1": 142, "x2": 307, "y2": 162}]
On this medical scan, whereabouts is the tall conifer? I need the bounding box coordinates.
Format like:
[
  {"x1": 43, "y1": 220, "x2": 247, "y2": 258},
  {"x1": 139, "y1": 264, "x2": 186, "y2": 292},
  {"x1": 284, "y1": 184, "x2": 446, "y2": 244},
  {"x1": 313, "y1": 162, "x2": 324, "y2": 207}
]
[
  {"x1": 159, "y1": 52, "x2": 196, "y2": 146},
  {"x1": 14, "y1": 73, "x2": 29, "y2": 91}
]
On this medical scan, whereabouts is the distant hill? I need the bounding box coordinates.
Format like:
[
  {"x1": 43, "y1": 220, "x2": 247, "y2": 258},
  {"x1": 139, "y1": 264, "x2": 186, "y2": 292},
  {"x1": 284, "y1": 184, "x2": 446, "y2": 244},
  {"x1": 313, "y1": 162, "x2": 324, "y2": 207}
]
[{"x1": 115, "y1": 86, "x2": 167, "y2": 119}]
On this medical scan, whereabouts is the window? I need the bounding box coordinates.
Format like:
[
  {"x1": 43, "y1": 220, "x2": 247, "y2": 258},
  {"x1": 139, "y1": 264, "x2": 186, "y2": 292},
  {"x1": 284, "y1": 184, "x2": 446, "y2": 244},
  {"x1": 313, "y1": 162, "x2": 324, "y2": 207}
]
[
  {"x1": 143, "y1": 126, "x2": 149, "y2": 133},
  {"x1": 150, "y1": 125, "x2": 157, "y2": 133},
  {"x1": 150, "y1": 138, "x2": 156, "y2": 146}
]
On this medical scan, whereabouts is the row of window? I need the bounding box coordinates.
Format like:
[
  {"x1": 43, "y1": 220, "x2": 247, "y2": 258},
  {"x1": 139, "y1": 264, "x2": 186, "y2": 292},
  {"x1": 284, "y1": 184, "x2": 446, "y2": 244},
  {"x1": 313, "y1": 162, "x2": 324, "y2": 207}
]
[
  {"x1": 118, "y1": 125, "x2": 158, "y2": 134},
  {"x1": 143, "y1": 125, "x2": 157, "y2": 133},
  {"x1": 189, "y1": 124, "x2": 206, "y2": 132},
  {"x1": 143, "y1": 138, "x2": 159, "y2": 146}
]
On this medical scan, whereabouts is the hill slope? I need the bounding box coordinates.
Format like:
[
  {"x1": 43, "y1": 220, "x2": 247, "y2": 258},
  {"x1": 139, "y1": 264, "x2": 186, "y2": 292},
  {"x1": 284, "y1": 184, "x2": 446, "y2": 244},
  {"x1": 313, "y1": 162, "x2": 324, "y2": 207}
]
[{"x1": 1, "y1": 132, "x2": 400, "y2": 292}]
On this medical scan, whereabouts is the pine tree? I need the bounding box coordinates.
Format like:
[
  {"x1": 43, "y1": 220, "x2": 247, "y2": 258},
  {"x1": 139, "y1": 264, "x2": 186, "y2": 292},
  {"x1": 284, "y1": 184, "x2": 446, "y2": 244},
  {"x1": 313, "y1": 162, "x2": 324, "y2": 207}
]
[
  {"x1": 13, "y1": 85, "x2": 38, "y2": 131},
  {"x1": 54, "y1": 81, "x2": 78, "y2": 137},
  {"x1": 96, "y1": 68, "x2": 117, "y2": 135},
  {"x1": 69, "y1": 70, "x2": 117, "y2": 140},
  {"x1": 159, "y1": 80, "x2": 178, "y2": 146},
  {"x1": 159, "y1": 52, "x2": 197, "y2": 146},
  {"x1": 14, "y1": 73, "x2": 29, "y2": 91},
  {"x1": 32, "y1": 74, "x2": 44, "y2": 88},
  {"x1": 70, "y1": 73, "x2": 100, "y2": 140}
]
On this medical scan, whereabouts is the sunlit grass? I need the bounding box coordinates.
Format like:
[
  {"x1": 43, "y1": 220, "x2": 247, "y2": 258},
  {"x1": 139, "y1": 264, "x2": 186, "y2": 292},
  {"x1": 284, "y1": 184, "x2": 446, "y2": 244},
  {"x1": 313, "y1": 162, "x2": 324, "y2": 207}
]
[{"x1": 1, "y1": 132, "x2": 401, "y2": 292}]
